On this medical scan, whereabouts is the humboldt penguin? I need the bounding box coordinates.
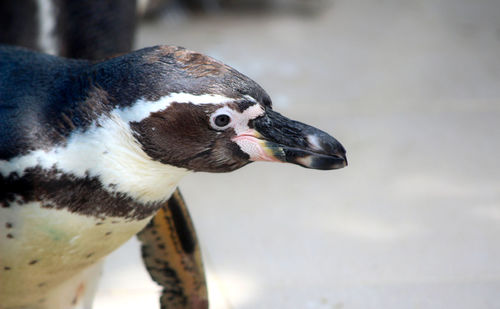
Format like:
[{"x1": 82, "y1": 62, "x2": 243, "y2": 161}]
[{"x1": 0, "y1": 44, "x2": 346, "y2": 309}]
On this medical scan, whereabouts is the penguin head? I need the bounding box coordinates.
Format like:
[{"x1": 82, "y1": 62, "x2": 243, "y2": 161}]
[{"x1": 123, "y1": 46, "x2": 347, "y2": 173}]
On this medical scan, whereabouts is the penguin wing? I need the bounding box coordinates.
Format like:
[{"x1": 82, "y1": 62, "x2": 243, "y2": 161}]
[{"x1": 137, "y1": 188, "x2": 208, "y2": 308}]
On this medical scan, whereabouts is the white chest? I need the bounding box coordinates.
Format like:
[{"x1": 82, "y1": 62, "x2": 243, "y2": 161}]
[
  {"x1": 1, "y1": 112, "x2": 190, "y2": 205},
  {"x1": 0, "y1": 201, "x2": 152, "y2": 308}
]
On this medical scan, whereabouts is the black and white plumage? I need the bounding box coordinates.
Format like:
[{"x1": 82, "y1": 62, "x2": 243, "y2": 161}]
[{"x1": 0, "y1": 44, "x2": 346, "y2": 308}]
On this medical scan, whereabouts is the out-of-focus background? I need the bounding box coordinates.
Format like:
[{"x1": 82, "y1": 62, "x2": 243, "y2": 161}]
[{"x1": 95, "y1": 0, "x2": 500, "y2": 308}]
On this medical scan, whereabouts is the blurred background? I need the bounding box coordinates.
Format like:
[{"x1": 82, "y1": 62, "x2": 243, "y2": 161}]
[{"x1": 88, "y1": 0, "x2": 498, "y2": 308}]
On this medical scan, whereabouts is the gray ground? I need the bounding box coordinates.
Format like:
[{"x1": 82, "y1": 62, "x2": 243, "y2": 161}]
[{"x1": 94, "y1": 0, "x2": 500, "y2": 308}]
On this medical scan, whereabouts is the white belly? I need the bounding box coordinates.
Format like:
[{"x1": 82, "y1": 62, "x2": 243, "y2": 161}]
[{"x1": 0, "y1": 201, "x2": 152, "y2": 309}]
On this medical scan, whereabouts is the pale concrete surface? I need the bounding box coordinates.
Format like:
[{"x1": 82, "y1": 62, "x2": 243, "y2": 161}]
[{"x1": 94, "y1": 1, "x2": 500, "y2": 308}]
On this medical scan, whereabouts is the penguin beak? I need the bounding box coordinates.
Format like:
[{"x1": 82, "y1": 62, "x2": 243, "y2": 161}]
[{"x1": 233, "y1": 109, "x2": 347, "y2": 170}]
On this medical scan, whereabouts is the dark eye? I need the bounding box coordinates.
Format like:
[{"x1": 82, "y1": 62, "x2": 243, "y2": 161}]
[{"x1": 214, "y1": 114, "x2": 231, "y2": 128}]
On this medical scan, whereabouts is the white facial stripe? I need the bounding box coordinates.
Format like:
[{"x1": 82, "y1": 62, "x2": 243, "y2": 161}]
[
  {"x1": 228, "y1": 103, "x2": 280, "y2": 162},
  {"x1": 0, "y1": 112, "x2": 189, "y2": 204},
  {"x1": 209, "y1": 103, "x2": 264, "y2": 135},
  {"x1": 243, "y1": 94, "x2": 257, "y2": 103},
  {"x1": 118, "y1": 93, "x2": 235, "y2": 122},
  {"x1": 232, "y1": 104, "x2": 265, "y2": 135},
  {"x1": 0, "y1": 92, "x2": 253, "y2": 203}
]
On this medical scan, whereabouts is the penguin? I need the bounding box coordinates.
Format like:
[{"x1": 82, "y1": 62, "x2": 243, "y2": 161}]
[
  {"x1": 0, "y1": 0, "x2": 216, "y2": 306},
  {"x1": 1, "y1": 2, "x2": 337, "y2": 306},
  {"x1": 0, "y1": 44, "x2": 346, "y2": 309}
]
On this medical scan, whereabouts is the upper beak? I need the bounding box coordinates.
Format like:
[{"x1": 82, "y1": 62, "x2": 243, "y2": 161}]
[{"x1": 233, "y1": 108, "x2": 347, "y2": 170}]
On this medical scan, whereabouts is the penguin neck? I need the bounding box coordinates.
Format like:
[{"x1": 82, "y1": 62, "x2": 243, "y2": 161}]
[
  {"x1": 77, "y1": 111, "x2": 192, "y2": 204},
  {"x1": 0, "y1": 47, "x2": 190, "y2": 205},
  {"x1": 3, "y1": 107, "x2": 190, "y2": 205},
  {"x1": 60, "y1": 50, "x2": 192, "y2": 204}
]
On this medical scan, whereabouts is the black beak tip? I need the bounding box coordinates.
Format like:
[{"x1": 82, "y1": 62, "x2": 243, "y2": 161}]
[
  {"x1": 310, "y1": 133, "x2": 347, "y2": 169},
  {"x1": 337, "y1": 146, "x2": 348, "y2": 166},
  {"x1": 280, "y1": 134, "x2": 348, "y2": 170},
  {"x1": 313, "y1": 153, "x2": 348, "y2": 170},
  {"x1": 335, "y1": 151, "x2": 348, "y2": 168},
  {"x1": 291, "y1": 151, "x2": 347, "y2": 170},
  {"x1": 317, "y1": 138, "x2": 348, "y2": 170}
]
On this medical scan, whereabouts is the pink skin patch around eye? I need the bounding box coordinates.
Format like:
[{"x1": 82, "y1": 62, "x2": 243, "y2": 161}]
[{"x1": 232, "y1": 131, "x2": 281, "y2": 163}]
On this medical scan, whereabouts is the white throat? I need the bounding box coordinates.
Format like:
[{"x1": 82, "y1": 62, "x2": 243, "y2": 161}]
[
  {"x1": 82, "y1": 112, "x2": 191, "y2": 203},
  {"x1": 0, "y1": 92, "x2": 259, "y2": 204},
  {"x1": 1, "y1": 113, "x2": 189, "y2": 205}
]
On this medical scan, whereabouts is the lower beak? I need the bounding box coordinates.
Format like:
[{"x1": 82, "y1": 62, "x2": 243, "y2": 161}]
[{"x1": 233, "y1": 109, "x2": 347, "y2": 170}]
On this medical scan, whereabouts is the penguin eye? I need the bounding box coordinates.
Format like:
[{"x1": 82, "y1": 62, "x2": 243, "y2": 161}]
[{"x1": 213, "y1": 114, "x2": 231, "y2": 129}]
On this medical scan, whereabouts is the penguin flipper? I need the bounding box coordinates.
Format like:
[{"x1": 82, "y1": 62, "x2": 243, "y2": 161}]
[{"x1": 137, "y1": 188, "x2": 208, "y2": 309}]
